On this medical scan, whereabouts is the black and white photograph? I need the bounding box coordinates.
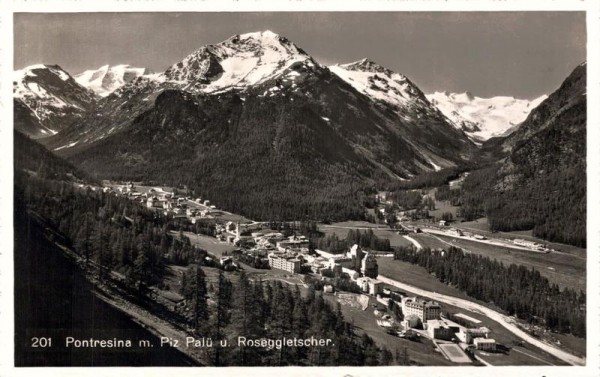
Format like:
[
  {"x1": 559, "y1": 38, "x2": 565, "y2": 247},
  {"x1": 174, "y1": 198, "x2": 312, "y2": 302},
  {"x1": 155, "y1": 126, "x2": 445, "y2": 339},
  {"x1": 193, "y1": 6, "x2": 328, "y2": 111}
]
[{"x1": 5, "y1": 2, "x2": 599, "y2": 375}]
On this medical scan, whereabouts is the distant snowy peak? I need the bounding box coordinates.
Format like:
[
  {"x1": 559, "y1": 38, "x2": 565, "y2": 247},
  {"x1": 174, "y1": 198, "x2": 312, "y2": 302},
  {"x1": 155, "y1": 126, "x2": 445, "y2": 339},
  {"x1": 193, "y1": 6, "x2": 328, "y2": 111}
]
[
  {"x1": 329, "y1": 59, "x2": 427, "y2": 109},
  {"x1": 427, "y1": 91, "x2": 548, "y2": 141},
  {"x1": 75, "y1": 64, "x2": 152, "y2": 97},
  {"x1": 13, "y1": 64, "x2": 97, "y2": 137},
  {"x1": 14, "y1": 64, "x2": 76, "y2": 102},
  {"x1": 158, "y1": 30, "x2": 317, "y2": 93}
]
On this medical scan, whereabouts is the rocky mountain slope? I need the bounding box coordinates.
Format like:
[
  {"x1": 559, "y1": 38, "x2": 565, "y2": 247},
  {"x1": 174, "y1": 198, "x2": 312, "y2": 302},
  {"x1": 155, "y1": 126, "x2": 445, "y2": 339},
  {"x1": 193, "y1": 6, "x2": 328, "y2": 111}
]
[
  {"x1": 46, "y1": 31, "x2": 474, "y2": 173},
  {"x1": 13, "y1": 64, "x2": 97, "y2": 138},
  {"x1": 427, "y1": 91, "x2": 547, "y2": 142}
]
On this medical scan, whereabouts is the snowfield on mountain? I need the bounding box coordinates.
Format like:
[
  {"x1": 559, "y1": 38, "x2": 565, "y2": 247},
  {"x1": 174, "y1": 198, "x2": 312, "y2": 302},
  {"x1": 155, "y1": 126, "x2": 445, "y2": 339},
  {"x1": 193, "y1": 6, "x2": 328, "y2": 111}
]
[{"x1": 427, "y1": 91, "x2": 547, "y2": 142}]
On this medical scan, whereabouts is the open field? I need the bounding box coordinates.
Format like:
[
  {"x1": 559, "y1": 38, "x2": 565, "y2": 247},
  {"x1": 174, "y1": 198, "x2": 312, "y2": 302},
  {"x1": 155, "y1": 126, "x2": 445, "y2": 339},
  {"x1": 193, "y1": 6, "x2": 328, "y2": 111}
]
[
  {"x1": 453, "y1": 218, "x2": 586, "y2": 258},
  {"x1": 429, "y1": 200, "x2": 461, "y2": 219},
  {"x1": 177, "y1": 231, "x2": 236, "y2": 258},
  {"x1": 413, "y1": 232, "x2": 585, "y2": 292},
  {"x1": 550, "y1": 333, "x2": 587, "y2": 358},
  {"x1": 336, "y1": 292, "x2": 369, "y2": 310},
  {"x1": 319, "y1": 222, "x2": 413, "y2": 248},
  {"x1": 376, "y1": 258, "x2": 479, "y2": 302},
  {"x1": 417, "y1": 194, "x2": 585, "y2": 259}
]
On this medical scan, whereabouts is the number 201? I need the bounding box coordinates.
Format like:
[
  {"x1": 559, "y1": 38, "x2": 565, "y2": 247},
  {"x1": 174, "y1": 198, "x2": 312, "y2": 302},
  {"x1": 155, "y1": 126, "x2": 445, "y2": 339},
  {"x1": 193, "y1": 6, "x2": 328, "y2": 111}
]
[{"x1": 31, "y1": 337, "x2": 52, "y2": 347}]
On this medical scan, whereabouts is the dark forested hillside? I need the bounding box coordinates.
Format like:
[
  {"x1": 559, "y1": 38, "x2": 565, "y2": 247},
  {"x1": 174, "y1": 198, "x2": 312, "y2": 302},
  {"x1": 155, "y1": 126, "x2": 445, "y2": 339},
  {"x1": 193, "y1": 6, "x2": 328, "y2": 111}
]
[
  {"x1": 65, "y1": 70, "x2": 472, "y2": 222},
  {"x1": 14, "y1": 129, "x2": 93, "y2": 183},
  {"x1": 458, "y1": 63, "x2": 586, "y2": 247}
]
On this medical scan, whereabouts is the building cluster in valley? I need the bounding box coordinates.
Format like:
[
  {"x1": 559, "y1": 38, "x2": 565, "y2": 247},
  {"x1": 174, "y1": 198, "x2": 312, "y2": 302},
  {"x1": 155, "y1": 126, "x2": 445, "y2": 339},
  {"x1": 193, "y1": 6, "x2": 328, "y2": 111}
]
[
  {"x1": 223, "y1": 225, "x2": 382, "y2": 296},
  {"x1": 104, "y1": 181, "x2": 221, "y2": 220},
  {"x1": 376, "y1": 291, "x2": 495, "y2": 349},
  {"x1": 106, "y1": 181, "x2": 500, "y2": 360}
]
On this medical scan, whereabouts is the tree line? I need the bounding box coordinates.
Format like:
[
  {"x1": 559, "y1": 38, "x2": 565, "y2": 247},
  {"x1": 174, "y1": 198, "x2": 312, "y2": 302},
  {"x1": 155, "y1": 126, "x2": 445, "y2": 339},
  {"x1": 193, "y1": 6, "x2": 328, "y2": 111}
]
[
  {"x1": 457, "y1": 165, "x2": 586, "y2": 247},
  {"x1": 180, "y1": 269, "x2": 403, "y2": 366},
  {"x1": 392, "y1": 246, "x2": 586, "y2": 337},
  {"x1": 15, "y1": 172, "x2": 219, "y2": 290}
]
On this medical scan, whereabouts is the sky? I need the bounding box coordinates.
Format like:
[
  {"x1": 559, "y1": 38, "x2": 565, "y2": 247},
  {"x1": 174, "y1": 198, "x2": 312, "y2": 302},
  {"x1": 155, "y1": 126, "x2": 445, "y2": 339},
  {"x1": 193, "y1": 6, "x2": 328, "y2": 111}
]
[{"x1": 14, "y1": 12, "x2": 586, "y2": 99}]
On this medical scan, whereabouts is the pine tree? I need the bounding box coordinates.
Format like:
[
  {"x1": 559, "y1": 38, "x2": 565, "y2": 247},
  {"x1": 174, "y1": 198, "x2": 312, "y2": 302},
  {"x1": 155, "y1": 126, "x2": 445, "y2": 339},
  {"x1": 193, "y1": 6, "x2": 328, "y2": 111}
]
[
  {"x1": 191, "y1": 265, "x2": 209, "y2": 335},
  {"x1": 211, "y1": 271, "x2": 232, "y2": 366},
  {"x1": 230, "y1": 272, "x2": 263, "y2": 365}
]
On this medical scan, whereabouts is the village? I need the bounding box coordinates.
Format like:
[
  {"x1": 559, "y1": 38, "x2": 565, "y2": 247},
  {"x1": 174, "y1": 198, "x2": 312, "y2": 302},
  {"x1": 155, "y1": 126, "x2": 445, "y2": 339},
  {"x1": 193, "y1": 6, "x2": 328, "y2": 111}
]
[{"x1": 92, "y1": 180, "x2": 523, "y2": 365}]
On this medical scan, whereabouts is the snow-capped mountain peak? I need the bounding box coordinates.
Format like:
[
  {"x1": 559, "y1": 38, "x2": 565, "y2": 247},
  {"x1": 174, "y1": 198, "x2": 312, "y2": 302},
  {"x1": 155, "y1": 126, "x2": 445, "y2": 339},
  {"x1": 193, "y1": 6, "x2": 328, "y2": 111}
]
[
  {"x1": 75, "y1": 64, "x2": 151, "y2": 97},
  {"x1": 159, "y1": 30, "x2": 316, "y2": 93},
  {"x1": 13, "y1": 64, "x2": 97, "y2": 138},
  {"x1": 329, "y1": 59, "x2": 426, "y2": 109},
  {"x1": 340, "y1": 58, "x2": 398, "y2": 77},
  {"x1": 427, "y1": 91, "x2": 548, "y2": 141}
]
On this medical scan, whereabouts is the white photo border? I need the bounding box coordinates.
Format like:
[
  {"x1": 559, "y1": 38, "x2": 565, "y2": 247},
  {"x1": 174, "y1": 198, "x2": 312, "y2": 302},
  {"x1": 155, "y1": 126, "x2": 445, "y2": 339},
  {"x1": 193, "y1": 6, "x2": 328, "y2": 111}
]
[{"x1": 1, "y1": 1, "x2": 598, "y2": 377}]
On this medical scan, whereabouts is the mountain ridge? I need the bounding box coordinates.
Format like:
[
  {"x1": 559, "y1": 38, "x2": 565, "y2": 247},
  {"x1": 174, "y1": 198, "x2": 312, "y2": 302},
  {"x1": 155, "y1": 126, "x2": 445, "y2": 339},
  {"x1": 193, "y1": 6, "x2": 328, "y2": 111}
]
[
  {"x1": 14, "y1": 64, "x2": 97, "y2": 138},
  {"x1": 43, "y1": 30, "x2": 475, "y2": 177}
]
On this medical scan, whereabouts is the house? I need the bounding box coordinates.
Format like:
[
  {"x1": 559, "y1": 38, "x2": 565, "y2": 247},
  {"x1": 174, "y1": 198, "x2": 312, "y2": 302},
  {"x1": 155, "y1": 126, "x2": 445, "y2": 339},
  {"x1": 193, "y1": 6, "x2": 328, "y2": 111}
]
[
  {"x1": 323, "y1": 285, "x2": 334, "y2": 293},
  {"x1": 356, "y1": 277, "x2": 383, "y2": 296},
  {"x1": 473, "y1": 338, "x2": 496, "y2": 351},
  {"x1": 342, "y1": 267, "x2": 359, "y2": 280},
  {"x1": 146, "y1": 197, "x2": 165, "y2": 209},
  {"x1": 456, "y1": 327, "x2": 492, "y2": 344},
  {"x1": 439, "y1": 220, "x2": 447, "y2": 227},
  {"x1": 426, "y1": 319, "x2": 459, "y2": 340},
  {"x1": 276, "y1": 236, "x2": 310, "y2": 253}
]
